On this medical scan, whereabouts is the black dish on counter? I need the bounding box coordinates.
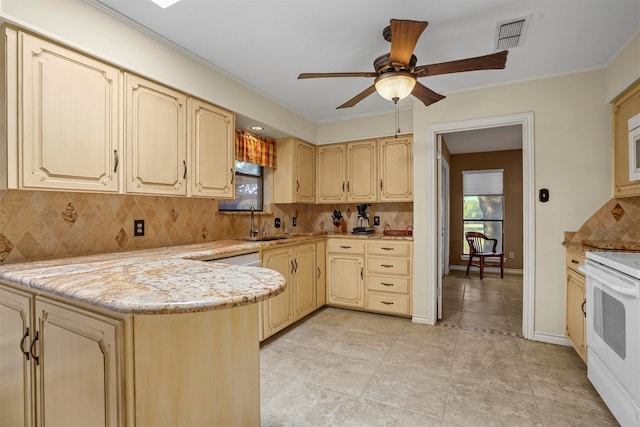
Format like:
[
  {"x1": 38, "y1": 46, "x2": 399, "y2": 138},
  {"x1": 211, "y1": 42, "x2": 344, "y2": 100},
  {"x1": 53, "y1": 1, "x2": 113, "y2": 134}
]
[{"x1": 352, "y1": 227, "x2": 375, "y2": 235}]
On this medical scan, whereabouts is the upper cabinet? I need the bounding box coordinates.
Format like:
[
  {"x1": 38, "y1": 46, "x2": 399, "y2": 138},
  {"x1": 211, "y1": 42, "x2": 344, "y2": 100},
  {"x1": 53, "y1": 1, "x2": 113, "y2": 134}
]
[
  {"x1": 317, "y1": 135, "x2": 413, "y2": 203},
  {"x1": 272, "y1": 137, "x2": 316, "y2": 203},
  {"x1": 613, "y1": 80, "x2": 640, "y2": 198},
  {"x1": 188, "y1": 98, "x2": 235, "y2": 199},
  {"x1": 379, "y1": 135, "x2": 413, "y2": 202},
  {"x1": 18, "y1": 31, "x2": 122, "y2": 192},
  {"x1": 125, "y1": 73, "x2": 188, "y2": 196},
  {"x1": 3, "y1": 28, "x2": 235, "y2": 198}
]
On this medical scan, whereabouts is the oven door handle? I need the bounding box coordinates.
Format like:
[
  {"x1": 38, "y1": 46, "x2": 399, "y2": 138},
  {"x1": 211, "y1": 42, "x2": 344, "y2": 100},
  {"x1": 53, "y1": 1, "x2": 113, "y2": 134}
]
[{"x1": 581, "y1": 264, "x2": 640, "y2": 297}]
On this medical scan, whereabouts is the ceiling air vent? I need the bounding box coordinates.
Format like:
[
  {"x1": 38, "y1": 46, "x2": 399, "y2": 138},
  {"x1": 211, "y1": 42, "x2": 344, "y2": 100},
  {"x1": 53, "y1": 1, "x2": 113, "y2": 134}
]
[{"x1": 495, "y1": 17, "x2": 529, "y2": 50}]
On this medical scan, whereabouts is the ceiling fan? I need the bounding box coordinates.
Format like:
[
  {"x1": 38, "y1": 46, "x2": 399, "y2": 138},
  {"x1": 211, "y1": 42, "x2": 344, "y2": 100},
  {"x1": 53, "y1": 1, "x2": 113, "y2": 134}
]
[{"x1": 298, "y1": 19, "x2": 509, "y2": 109}]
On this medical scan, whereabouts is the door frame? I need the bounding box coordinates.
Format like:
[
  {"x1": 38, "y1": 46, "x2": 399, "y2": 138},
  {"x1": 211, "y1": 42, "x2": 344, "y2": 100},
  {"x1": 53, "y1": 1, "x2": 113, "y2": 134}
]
[
  {"x1": 437, "y1": 136, "x2": 450, "y2": 319},
  {"x1": 423, "y1": 112, "x2": 535, "y2": 340}
]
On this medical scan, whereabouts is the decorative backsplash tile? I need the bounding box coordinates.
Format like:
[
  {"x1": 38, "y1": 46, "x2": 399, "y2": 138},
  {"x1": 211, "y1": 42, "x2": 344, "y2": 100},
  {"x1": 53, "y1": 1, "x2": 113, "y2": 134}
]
[
  {"x1": 0, "y1": 189, "x2": 414, "y2": 264},
  {"x1": 568, "y1": 197, "x2": 640, "y2": 244}
]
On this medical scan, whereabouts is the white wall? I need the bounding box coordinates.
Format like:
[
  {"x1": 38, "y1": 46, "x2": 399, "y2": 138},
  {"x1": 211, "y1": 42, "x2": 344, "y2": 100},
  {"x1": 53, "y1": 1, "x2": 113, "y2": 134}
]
[
  {"x1": 316, "y1": 109, "x2": 413, "y2": 144},
  {"x1": 0, "y1": 0, "x2": 317, "y2": 143}
]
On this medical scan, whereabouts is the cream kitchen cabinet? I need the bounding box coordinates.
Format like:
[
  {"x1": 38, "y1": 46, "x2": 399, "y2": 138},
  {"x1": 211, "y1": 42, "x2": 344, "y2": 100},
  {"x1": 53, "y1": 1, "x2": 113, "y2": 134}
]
[
  {"x1": 612, "y1": 79, "x2": 640, "y2": 198},
  {"x1": 317, "y1": 144, "x2": 347, "y2": 203},
  {"x1": 366, "y1": 240, "x2": 412, "y2": 316},
  {"x1": 125, "y1": 73, "x2": 188, "y2": 196},
  {"x1": 273, "y1": 137, "x2": 316, "y2": 203},
  {"x1": 188, "y1": 98, "x2": 235, "y2": 198},
  {"x1": 317, "y1": 139, "x2": 377, "y2": 203},
  {"x1": 0, "y1": 284, "x2": 122, "y2": 427},
  {"x1": 316, "y1": 239, "x2": 327, "y2": 307},
  {"x1": 15, "y1": 30, "x2": 122, "y2": 193},
  {"x1": 326, "y1": 239, "x2": 365, "y2": 308},
  {"x1": 565, "y1": 248, "x2": 587, "y2": 363},
  {"x1": 260, "y1": 242, "x2": 317, "y2": 339},
  {"x1": 379, "y1": 135, "x2": 413, "y2": 202}
]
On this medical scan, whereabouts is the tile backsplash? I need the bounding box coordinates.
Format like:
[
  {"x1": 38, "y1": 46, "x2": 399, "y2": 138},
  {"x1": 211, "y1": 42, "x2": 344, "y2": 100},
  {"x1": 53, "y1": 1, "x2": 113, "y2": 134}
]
[
  {"x1": 567, "y1": 197, "x2": 640, "y2": 243},
  {"x1": 0, "y1": 190, "x2": 413, "y2": 264}
]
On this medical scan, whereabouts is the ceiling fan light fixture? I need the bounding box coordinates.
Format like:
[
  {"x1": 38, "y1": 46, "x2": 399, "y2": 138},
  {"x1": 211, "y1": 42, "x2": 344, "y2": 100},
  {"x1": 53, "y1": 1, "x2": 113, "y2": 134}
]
[{"x1": 374, "y1": 72, "x2": 416, "y2": 101}]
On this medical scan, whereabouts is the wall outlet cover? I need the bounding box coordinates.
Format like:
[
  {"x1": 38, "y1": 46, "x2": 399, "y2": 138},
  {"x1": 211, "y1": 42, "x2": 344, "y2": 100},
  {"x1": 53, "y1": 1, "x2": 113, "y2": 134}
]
[
  {"x1": 373, "y1": 216, "x2": 380, "y2": 226},
  {"x1": 134, "y1": 219, "x2": 145, "y2": 237},
  {"x1": 292, "y1": 217, "x2": 297, "y2": 227}
]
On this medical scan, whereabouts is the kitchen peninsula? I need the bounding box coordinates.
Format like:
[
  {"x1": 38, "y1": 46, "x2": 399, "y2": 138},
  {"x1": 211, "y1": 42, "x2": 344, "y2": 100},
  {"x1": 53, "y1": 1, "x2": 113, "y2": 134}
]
[{"x1": 0, "y1": 238, "x2": 290, "y2": 427}]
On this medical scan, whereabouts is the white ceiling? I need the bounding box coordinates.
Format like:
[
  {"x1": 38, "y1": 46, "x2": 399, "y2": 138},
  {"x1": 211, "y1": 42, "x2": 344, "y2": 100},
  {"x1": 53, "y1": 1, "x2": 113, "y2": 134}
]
[
  {"x1": 443, "y1": 124, "x2": 522, "y2": 154},
  {"x1": 91, "y1": 0, "x2": 639, "y2": 125}
]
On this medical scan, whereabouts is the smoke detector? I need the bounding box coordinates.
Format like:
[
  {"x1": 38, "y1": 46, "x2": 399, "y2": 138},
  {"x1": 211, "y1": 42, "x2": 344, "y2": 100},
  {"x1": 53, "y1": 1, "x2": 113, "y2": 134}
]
[{"x1": 495, "y1": 16, "x2": 531, "y2": 50}]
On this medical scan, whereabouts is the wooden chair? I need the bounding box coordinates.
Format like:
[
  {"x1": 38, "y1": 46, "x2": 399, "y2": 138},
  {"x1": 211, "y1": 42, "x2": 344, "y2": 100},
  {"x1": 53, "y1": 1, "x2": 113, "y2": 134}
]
[{"x1": 465, "y1": 232, "x2": 504, "y2": 279}]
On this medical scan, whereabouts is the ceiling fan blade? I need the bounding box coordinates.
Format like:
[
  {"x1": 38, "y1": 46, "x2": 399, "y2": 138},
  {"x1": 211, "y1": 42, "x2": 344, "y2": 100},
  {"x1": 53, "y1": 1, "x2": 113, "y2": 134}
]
[
  {"x1": 337, "y1": 85, "x2": 377, "y2": 109},
  {"x1": 298, "y1": 72, "x2": 377, "y2": 79},
  {"x1": 389, "y1": 19, "x2": 428, "y2": 67},
  {"x1": 411, "y1": 82, "x2": 446, "y2": 107},
  {"x1": 414, "y1": 50, "x2": 508, "y2": 77}
]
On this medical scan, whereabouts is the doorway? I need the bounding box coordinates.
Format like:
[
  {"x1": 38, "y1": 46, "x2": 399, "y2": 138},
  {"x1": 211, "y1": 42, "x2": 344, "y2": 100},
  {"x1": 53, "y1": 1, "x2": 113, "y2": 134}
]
[{"x1": 424, "y1": 112, "x2": 535, "y2": 340}]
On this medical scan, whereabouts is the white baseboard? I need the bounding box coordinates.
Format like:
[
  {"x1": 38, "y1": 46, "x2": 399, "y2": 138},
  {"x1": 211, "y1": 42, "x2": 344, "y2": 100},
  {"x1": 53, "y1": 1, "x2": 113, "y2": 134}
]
[
  {"x1": 533, "y1": 331, "x2": 571, "y2": 346},
  {"x1": 449, "y1": 265, "x2": 524, "y2": 275},
  {"x1": 411, "y1": 315, "x2": 435, "y2": 325}
]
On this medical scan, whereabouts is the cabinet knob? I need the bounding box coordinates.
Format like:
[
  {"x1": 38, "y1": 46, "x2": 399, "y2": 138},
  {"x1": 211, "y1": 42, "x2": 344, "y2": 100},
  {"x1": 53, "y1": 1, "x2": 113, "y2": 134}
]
[
  {"x1": 113, "y1": 149, "x2": 119, "y2": 173},
  {"x1": 317, "y1": 266, "x2": 321, "y2": 279},
  {"x1": 582, "y1": 300, "x2": 586, "y2": 317},
  {"x1": 183, "y1": 160, "x2": 187, "y2": 180},
  {"x1": 230, "y1": 169, "x2": 234, "y2": 184},
  {"x1": 380, "y1": 179, "x2": 383, "y2": 191},
  {"x1": 360, "y1": 267, "x2": 363, "y2": 280}
]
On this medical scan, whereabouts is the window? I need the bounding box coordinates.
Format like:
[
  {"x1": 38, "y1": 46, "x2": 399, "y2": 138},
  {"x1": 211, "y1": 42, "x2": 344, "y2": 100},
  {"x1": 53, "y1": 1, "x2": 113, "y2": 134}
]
[
  {"x1": 218, "y1": 161, "x2": 263, "y2": 211},
  {"x1": 462, "y1": 169, "x2": 503, "y2": 254}
]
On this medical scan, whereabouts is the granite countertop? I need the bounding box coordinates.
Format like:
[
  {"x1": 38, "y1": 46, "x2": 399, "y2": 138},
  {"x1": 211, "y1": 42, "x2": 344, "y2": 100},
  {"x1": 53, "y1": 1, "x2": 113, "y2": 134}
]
[{"x1": 0, "y1": 232, "x2": 412, "y2": 315}]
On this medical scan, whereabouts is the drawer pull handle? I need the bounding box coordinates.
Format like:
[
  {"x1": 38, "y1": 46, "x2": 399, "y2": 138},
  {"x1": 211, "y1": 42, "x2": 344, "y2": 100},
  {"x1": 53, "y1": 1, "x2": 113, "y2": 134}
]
[
  {"x1": 381, "y1": 264, "x2": 394, "y2": 268},
  {"x1": 381, "y1": 282, "x2": 394, "y2": 287},
  {"x1": 20, "y1": 327, "x2": 30, "y2": 361},
  {"x1": 317, "y1": 267, "x2": 321, "y2": 279},
  {"x1": 381, "y1": 301, "x2": 394, "y2": 305},
  {"x1": 361, "y1": 267, "x2": 363, "y2": 280},
  {"x1": 582, "y1": 300, "x2": 586, "y2": 317},
  {"x1": 30, "y1": 330, "x2": 40, "y2": 366},
  {"x1": 381, "y1": 247, "x2": 394, "y2": 251},
  {"x1": 571, "y1": 259, "x2": 579, "y2": 264},
  {"x1": 340, "y1": 245, "x2": 352, "y2": 249},
  {"x1": 113, "y1": 149, "x2": 119, "y2": 173}
]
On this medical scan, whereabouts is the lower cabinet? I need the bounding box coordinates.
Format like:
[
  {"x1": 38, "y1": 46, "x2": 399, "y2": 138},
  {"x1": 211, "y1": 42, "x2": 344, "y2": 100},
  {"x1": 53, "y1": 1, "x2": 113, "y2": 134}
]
[
  {"x1": 326, "y1": 238, "x2": 413, "y2": 316},
  {"x1": 565, "y1": 249, "x2": 587, "y2": 363},
  {"x1": 1, "y1": 282, "x2": 262, "y2": 426},
  {"x1": 260, "y1": 242, "x2": 317, "y2": 340},
  {"x1": 0, "y1": 285, "x2": 122, "y2": 427}
]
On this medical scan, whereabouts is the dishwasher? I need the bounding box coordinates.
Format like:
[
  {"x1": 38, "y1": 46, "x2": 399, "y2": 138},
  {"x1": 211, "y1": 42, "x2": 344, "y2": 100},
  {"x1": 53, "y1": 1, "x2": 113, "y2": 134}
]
[{"x1": 206, "y1": 252, "x2": 261, "y2": 267}]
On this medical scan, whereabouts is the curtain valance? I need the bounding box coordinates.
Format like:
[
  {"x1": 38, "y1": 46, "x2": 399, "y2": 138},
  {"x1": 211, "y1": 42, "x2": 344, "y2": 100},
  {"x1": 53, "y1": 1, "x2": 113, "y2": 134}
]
[{"x1": 235, "y1": 130, "x2": 277, "y2": 168}]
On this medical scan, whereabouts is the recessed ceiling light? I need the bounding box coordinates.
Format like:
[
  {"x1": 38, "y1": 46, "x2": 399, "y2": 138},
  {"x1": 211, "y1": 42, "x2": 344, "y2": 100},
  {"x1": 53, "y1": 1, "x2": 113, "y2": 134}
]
[
  {"x1": 250, "y1": 125, "x2": 264, "y2": 131},
  {"x1": 149, "y1": 0, "x2": 182, "y2": 9}
]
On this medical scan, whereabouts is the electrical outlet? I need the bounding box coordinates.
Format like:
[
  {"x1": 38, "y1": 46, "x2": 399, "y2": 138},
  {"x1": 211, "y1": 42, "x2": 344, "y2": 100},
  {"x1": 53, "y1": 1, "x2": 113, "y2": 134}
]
[
  {"x1": 134, "y1": 219, "x2": 145, "y2": 237},
  {"x1": 274, "y1": 218, "x2": 281, "y2": 228},
  {"x1": 509, "y1": 251, "x2": 515, "y2": 258},
  {"x1": 292, "y1": 217, "x2": 297, "y2": 227},
  {"x1": 374, "y1": 216, "x2": 380, "y2": 226}
]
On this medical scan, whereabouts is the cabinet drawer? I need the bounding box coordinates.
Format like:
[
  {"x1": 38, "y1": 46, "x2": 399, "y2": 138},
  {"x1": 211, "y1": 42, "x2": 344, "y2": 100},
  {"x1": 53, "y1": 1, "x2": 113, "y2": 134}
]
[
  {"x1": 327, "y1": 239, "x2": 365, "y2": 254},
  {"x1": 367, "y1": 241, "x2": 411, "y2": 257},
  {"x1": 565, "y1": 249, "x2": 585, "y2": 273},
  {"x1": 367, "y1": 257, "x2": 410, "y2": 275},
  {"x1": 367, "y1": 293, "x2": 410, "y2": 315},
  {"x1": 367, "y1": 275, "x2": 410, "y2": 294}
]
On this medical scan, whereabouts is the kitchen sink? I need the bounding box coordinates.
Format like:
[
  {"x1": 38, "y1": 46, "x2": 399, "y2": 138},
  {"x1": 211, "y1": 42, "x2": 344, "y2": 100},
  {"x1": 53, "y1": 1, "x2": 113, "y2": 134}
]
[{"x1": 237, "y1": 235, "x2": 290, "y2": 242}]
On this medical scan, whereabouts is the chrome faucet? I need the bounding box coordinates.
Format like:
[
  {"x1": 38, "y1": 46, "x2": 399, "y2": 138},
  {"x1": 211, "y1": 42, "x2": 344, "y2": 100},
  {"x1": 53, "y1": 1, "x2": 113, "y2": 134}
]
[{"x1": 250, "y1": 206, "x2": 260, "y2": 237}]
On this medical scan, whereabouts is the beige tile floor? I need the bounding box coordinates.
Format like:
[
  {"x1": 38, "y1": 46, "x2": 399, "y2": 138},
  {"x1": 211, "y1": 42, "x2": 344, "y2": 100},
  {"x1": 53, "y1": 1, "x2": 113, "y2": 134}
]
[{"x1": 259, "y1": 273, "x2": 619, "y2": 426}]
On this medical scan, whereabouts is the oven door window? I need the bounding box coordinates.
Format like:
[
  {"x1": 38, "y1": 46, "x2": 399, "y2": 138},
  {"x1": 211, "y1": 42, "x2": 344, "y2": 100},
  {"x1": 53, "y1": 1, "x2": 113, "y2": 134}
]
[{"x1": 593, "y1": 287, "x2": 626, "y2": 359}]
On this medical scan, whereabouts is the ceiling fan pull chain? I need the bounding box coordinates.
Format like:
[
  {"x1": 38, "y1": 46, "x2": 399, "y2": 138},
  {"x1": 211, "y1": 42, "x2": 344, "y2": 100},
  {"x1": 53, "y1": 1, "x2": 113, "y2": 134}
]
[{"x1": 394, "y1": 97, "x2": 400, "y2": 138}]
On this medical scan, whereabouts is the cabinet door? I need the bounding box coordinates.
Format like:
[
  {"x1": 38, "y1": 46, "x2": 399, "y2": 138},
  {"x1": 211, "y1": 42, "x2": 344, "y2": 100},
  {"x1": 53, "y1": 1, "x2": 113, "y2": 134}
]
[
  {"x1": 34, "y1": 297, "x2": 122, "y2": 427},
  {"x1": 327, "y1": 254, "x2": 365, "y2": 308},
  {"x1": 188, "y1": 98, "x2": 235, "y2": 198},
  {"x1": 613, "y1": 80, "x2": 640, "y2": 197},
  {"x1": 565, "y1": 269, "x2": 586, "y2": 363},
  {"x1": 261, "y1": 248, "x2": 295, "y2": 338},
  {"x1": 347, "y1": 140, "x2": 377, "y2": 202},
  {"x1": 294, "y1": 243, "x2": 316, "y2": 319},
  {"x1": 125, "y1": 73, "x2": 187, "y2": 195},
  {"x1": 20, "y1": 32, "x2": 121, "y2": 192},
  {"x1": 317, "y1": 144, "x2": 347, "y2": 203},
  {"x1": 379, "y1": 136, "x2": 413, "y2": 201},
  {"x1": 295, "y1": 141, "x2": 316, "y2": 203},
  {"x1": 315, "y1": 240, "x2": 327, "y2": 308},
  {"x1": 0, "y1": 285, "x2": 33, "y2": 427}
]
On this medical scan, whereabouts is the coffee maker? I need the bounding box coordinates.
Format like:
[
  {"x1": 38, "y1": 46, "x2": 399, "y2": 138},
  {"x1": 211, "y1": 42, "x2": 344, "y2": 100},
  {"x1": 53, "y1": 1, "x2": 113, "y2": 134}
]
[{"x1": 352, "y1": 204, "x2": 374, "y2": 234}]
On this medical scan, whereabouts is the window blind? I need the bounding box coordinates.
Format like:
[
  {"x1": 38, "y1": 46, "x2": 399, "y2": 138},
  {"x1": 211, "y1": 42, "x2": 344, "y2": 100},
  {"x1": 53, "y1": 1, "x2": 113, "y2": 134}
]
[{"x1": 463, "y1": 169, "x2": 504, "y2": 195}]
